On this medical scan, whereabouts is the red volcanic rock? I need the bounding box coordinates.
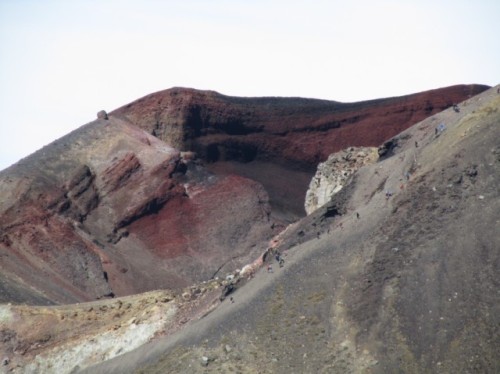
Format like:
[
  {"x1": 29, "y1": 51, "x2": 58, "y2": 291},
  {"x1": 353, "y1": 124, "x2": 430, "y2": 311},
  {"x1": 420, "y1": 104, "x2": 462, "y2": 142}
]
[
  {"x1": 100, "y1": 152, "x2": 141, "y2": 194},
  {"x1": 0, "y1": 84, "x2": 490, "y2": 305},
  {"x1": 112, "y1": 84, "x2": 489, "y2": 218},
  {"x1": 0, "y1": 117, "x2": 277, "y2": 304}
]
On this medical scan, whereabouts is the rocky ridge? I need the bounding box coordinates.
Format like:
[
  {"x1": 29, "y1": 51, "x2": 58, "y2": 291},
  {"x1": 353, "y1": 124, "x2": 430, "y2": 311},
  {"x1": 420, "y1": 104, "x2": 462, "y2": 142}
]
[
  {"x1": 112, "y1": 84, "x2": 488, "y2": 218},
  {"x1": 0, "y1": 117, "x2": 278, "y2": 305},
  {"x1": 0, "y1": 274, "x2": 245, "y2": 373},
  {"x1": 0, "y1": 85, "x2": 486, "y2": 306},
  {"x1": 0, "y1": 84, "x2": 497, "y2": 374},
  {"x1": 84, "y1": 85, "x2": 500, "y2": 374}
]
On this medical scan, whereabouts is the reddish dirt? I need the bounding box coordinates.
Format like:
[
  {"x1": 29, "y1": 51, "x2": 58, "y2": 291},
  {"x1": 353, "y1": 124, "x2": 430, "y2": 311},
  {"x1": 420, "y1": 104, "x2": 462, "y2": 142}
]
[
  {"x1": 129, "y1": 173, "x2": 274, "y2": 262},
  {"x1": 112, "y1": 84, "x2": 489, "y2": 217},
  {"x1": 1, "y1": 86, "x2": 497, "y2": 374},
  {"x1": 0, "y1": 119, "x2": 277, "y2": 304},
  {"x1": 87, "y1": 85, "x2": 500, "y2": 374},
  {"x1": 0, "y1": 84, "x2": 489, "y2": 306}
]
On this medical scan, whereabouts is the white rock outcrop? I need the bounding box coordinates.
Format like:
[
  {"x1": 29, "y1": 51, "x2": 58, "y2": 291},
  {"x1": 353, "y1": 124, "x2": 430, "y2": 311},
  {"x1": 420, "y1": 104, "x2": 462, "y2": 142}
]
[{"x1": 305, "y1": 147, "x2": 378, "y2": 214}]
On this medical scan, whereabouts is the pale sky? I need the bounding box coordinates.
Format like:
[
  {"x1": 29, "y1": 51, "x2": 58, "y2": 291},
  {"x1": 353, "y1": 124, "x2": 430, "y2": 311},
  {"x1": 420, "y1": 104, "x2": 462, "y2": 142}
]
[{"x1": 1, "y1": 0, "x2": 499, "y2": 170}]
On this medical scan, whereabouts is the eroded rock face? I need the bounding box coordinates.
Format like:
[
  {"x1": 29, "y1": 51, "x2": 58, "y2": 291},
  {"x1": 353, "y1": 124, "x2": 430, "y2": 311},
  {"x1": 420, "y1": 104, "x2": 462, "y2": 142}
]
[
  {"x1": 305, "y1": 147, "x2": 378, "y2": 214},
  {"x1": 0, "y1": 117, "x2": 278, "y2": 304},
  {"x1": 1, "y1": 86, "x2": 498, "y2": 373},
  {"x1": 96, "y1": 86, "x2": 500, "y2": 374},
  {"x1": 112, "y1": 84, "x2": 489, "y2": 218},
  {"x1": 0, "y1": 84, "x2": 490, "y2": 304}
]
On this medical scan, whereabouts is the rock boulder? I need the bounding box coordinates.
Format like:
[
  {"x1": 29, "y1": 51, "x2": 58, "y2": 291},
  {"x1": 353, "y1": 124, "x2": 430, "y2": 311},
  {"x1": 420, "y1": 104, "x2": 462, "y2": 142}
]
[{"x1": 305, "y1": 147, "x2": 378, "y2": 214}]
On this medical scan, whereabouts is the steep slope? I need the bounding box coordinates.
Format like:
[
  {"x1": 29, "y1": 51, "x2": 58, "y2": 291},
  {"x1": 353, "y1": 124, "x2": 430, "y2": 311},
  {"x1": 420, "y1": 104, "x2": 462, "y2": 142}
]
[
  {"x1": 0, "y1": 85, "x2": 487, "y2": 307},
  {"x1": 0, "y1": 117, "x2": 278, "y2": 304},
  {"x1": 0, "y1": 277, "x2": 237, "y2": 373},
  {"x1": 112, "y1": 84, "x2": 489, "y2": 218},
  {"x1": 86, "y1": 86, "x2": 499, "y2": 373}
]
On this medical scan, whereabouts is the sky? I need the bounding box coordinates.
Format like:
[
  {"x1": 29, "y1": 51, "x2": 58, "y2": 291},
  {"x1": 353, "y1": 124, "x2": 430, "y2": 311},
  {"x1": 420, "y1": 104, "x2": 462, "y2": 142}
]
[{"x1": 0, "y1": 0, "x2": 499, "y2": 170}]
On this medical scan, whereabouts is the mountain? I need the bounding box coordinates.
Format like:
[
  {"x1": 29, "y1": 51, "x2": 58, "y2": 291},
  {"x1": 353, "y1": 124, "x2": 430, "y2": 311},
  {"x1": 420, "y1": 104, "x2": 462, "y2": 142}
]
[
  {"x1": 84, "y1": 85, "x2": 500, "y2": 374},
  {"x1": 112, "y1": 84, "x2": 488, "y2": 220},
  {"x1": 0, "y1": 85, "x2": 486, "y2": 306},
  {"x1": 0, "y1": 117, "x2": 279, "y2": 305},
  {"x1": 0, "y1": 84, "x2": 497, "y2": 373}
]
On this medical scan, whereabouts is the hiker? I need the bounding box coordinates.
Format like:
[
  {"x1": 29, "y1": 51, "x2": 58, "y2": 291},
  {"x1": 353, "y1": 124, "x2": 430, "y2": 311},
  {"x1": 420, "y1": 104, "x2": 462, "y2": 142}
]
[
  {"x1": 279, "y1": 258, "x2": 285, "y2": 267},
  {"x1": 415, "y1": 141, "x2": 418, "y2": 148},
  {"x1": 356, "y1": 212, "x2": 360, "y2": 219},
  {"x1": 275, "y1": 253, "x2": 281, "y2": 263},
  {"x1": 230, "y1": 297, "x2": 234, "y2": 303}
]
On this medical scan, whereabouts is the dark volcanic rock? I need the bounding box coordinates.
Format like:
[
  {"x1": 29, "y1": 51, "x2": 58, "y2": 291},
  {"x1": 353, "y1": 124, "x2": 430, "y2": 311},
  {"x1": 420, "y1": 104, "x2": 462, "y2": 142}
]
[
  {"x1": 112, "y1": 84, "x2": 489, "y2": 218},
  {"x1": 97, "y1": 110, "x2": 108, "y2": 120}
]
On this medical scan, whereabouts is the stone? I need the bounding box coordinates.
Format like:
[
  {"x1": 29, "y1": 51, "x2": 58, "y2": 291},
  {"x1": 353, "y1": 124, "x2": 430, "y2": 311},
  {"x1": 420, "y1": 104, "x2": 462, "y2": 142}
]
[
  {"x1": 97, "y1": 110, "x2": 108, "y2": 120},
  {"x1": 201, "y1": 356, "x2": 209, "y2": 366},
  {"x1": 465, "y1": 166, "x2": 478, "y2": 178},
  {"x1": 378, "y1": 138, "x2": 399, "y2": 159},
  {"x1": 305, "y1": 147, "x2": 378, "y2": 214}
]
